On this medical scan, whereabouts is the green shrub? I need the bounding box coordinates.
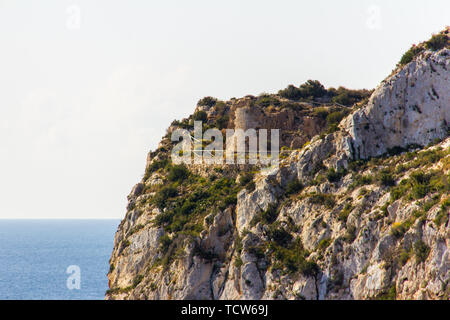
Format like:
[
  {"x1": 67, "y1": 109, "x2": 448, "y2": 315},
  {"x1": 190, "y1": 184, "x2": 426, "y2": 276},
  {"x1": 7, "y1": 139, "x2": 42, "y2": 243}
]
[
  {"x1": 278, "y1": 85, "x2": 302, "y2": 100},
  {"x1": 123, "y1": 239, "x2": 131, "y2": 247},
  {"x1": 150, "y1": 282, "x2": 158, "y2": 291},
  {"x1": 395, "y1": 164, "x2": 406, "y2": 174},
  {"x1": 285, "y1": 179, "x2": 304, "y2": 195},
  {"x1": 154, "y1": 212, "x2": 173, "y2": 228},
  {"x1": 413, "y1": 240, "x2": 430, "y2": 263},
  {"x1": 338, "y1": 203, "x2": 353, "y2": 222},
  {"x1": 434, "y1": 197, "x2": 449, "y2": 227},
  {"x1": 410, "y1": 171, "x2": 428, "y2": 185},
  {"x1": 280, "y1": 101, "x2": 304, "y2": 110},
  {"x1": 269, "y1": 237, "x2": 318, "y2": 277},
  {"x1": 215, "y1": 114, "x2": 229, "y2": 129},
  {"x1": 378, "y1": 171, "x2": 395, "y2": 187},
  {"x1": 399, "y1": 45, "x2": 423, "y2": 66},
  {"x1": 326, "y1": 110, "x2": 347, "y2": 125},
  {"x1": 309, "y1": 193, "x2": 336, "y2": 209},
  {"x1": 398, "y1": 249, "x2": 411, "y2": 266},
  {"x1": 416, "y1": 149, "x2": 446, "y2": 165},
  {"x1": 326, "y1": 168, "x2": 344, "y2": 183},
  {"x1": 105, "y1": 288, "x2": 119, "y2": 295},
  {"x1": 247, "y1": 245, "x2": 266, "y2": 259},
  {"x1": 144, "y1": 158, "x2": 168, "y2": 180},
  {"x1": 261, "y1": 203, "x2": 279, "y2": 224},
  {"x1": 374, "y1": 285, "x2": 396, "y2": 300},
  {"x1": 330, "y1": 87, "x2": 372, "y2": 106},
  {"x1": 313, "y1": 107, "x2": 329, "y2": 120},
  {"x1": 390, "y1": 179, "x2": 409, "y2": 201},
  {"x1": 149, "y1": 170, "x2": 243, "y2": 269},
  {"x1": 325, "y1": 110, "x2": 348, "y2": 133},
  {"x1": 434, "y1": 210, "x2": 448, "y2": 227},
  {"x1": 128, "y1": 224, "x2": 144, "y2": 236},
  {"x1": 158, "y1": 234, "x2": 172, "y2": 254},
  {"x1": 349, "y1": 174, "x2": 373, "y2": 189},
  {"x1": 425, "y1": 33, "x2": 448, "y2": 51},
  {"x1": 344, "y1": 225, "x2": 357, "y2": 243},
  {"x1": 251, "y1": 203, "x2": 279, "y2": 226},
  {"x1": 278, "y1": 80, "x2": 329, "y2": 101},
  {"x1": 390, "y1": 221, "x2": 411, "y2": 238},
  {"x1": 180, "y1": 201, "x2": 195, "y2": 215},
  {"x1": 234, "y1": 256, "x2": 243, "y2": 268},
  {"x1": 234, "y1": 235, "x2": 243, "y2": 254},
  {"x1": 240, "y1": 172, "x2": 254, "y2": 187},
  {"x1": 390, "y1": 170, "x2": 449, "y2": 202},
  {"x1": 246, "y1": 181, "x2": 256, "y2": 192},
  {"x1": 423, "y1": 196, "x2": 439, "y2": 212},
  {"x1": 267, "y1": 226, "x2": 292, "y2": 246},
  {"x1": 197, "y1": 96, "x2": 217, "y2": 107},
  {"x1": 168, "y1": 164, "x2": 189, "y2": 182},
  {"x1": 153, "y1": 185, "x2": 178, "y2": 209},
  {"x1": 323, "y1": 195, "x2": 336, "y2": 209},
  {"x1": 299, "y1": 80, "x2": 327, "y2": 98},
  {"x1": 239, "y1": 172, "x2": 256, "y2": 192},
  {"x1": 317, "y1": 238, "x2": 332, "y2": 251},
  {"x1": 193, "y1": 244, "x2": 218, "y2": 261},
  {"x1": 410, "y1": 171, "x2": 430, "y2": 199},
  {"x1": 167, "y1": 215, "x2": 189, "y2": 232},
  {"x1": 106, "y1": 287, "x2": 132, "y2": 295},
  {"x1": 298, "y1": 260, "x2": 319, "y2": 277},
  {"x1": 132, "y1": 275, "x2": 144, "y2": 288},
  {"x1": 223, "y1": 194, "x2": 237, "y2": 207},
  {"x1": 256, "y1": 95, "x2": 281, "y2": 108},
  {"x1": 428, "y1": 172, "x2": 450, "y2": 194},
  {"x1": 193, "y1": 110, "x2": 208, "y2": 121}
]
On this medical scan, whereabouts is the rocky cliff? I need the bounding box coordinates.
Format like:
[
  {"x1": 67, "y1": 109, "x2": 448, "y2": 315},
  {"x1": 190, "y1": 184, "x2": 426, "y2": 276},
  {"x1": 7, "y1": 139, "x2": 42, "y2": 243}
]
[{"x1": 106, "y1": 29, "x2": 449, "y2": 300}]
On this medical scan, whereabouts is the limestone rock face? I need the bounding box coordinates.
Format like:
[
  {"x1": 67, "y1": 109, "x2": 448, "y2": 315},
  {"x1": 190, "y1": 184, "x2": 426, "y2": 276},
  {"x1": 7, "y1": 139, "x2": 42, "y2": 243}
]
[
  {"x1": 343, "y1": 48, "x2": 450, "y2": 159},
  {"x1": 106, "y1": 33, "x2": 449, "y2": 300}
]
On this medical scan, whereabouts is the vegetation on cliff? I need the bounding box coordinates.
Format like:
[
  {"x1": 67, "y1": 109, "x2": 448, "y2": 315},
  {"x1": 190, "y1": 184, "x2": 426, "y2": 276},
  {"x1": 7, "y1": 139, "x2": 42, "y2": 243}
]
[{"x1": 106, "y1": 29, "x2": 449, "y2": 300}]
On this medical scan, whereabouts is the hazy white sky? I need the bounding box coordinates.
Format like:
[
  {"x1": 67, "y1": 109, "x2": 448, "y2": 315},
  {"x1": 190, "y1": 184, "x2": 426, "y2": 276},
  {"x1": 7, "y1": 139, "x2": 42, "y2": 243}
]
[{"x1": 0, "y1": 0, "x2": 448, "y2": 218}]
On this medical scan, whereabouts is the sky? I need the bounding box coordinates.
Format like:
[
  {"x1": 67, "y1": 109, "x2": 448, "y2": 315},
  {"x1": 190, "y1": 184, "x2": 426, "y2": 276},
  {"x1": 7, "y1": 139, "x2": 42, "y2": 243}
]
[{"x1": 0, "y1": 0, "x2": 448, "y2": 219}]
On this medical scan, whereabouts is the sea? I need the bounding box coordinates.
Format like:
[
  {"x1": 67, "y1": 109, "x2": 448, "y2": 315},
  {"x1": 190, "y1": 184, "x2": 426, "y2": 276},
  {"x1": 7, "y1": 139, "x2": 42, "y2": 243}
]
[{"x1": 0, "y1": 219, "x2": 120, "y2": 300}]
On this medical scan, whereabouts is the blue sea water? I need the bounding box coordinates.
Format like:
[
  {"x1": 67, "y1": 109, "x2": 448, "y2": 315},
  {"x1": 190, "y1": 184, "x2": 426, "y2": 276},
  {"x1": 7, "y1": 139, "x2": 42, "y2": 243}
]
[{"x1": 0, "y1": 219, "x2": 120, "y2": 300}]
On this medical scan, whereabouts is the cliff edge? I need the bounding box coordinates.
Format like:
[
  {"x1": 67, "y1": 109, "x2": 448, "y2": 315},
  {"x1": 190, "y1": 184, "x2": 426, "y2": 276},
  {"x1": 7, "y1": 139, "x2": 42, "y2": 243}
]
[{"x1": 106, "y1": 29, "x2": 449, "y2": 300}]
